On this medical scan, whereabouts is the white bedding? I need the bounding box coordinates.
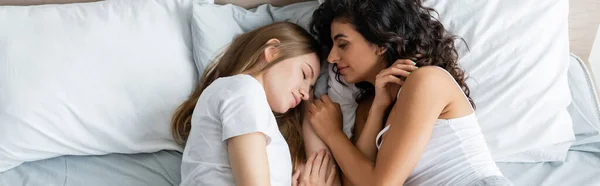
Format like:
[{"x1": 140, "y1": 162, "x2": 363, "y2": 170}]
[
  {"x1": 496, "y1": 54, "x2": 600, "y2": 185},
  {"x1": 330, "y1": 0, "x2": 574, "y2": 162},
  {"x1": 0, "y1": 0, "x2": 196, "y2": 172},
  {"x1": 2, "y1": 54, "x2": 598, "y2": 186}
]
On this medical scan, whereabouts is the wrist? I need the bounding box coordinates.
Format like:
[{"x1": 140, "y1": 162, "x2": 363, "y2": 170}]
[
  {"x1": 323, "y1": 129, "x2": 346, "y2": 144},
  {"x1": 368, "y1": 105, "x2": 387, "y2": 116}
]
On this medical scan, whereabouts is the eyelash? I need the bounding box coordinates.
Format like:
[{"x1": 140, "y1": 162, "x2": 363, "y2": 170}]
[
  {"x1": 303, "y1": 71, "x2": 306, "y2": 80},
  {"x1": 338, "y1": 44, "x2": 347, "y2": 49}
]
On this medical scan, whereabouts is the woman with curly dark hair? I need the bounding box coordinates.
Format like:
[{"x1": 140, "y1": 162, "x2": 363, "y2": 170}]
[{"x1": 304, "y1": 0, "x2": 513, "y2": 185}]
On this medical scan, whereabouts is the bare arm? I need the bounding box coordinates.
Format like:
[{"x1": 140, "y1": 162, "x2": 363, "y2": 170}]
[
  {"x1": 303, "y1": 107, "x2": 343, "y2": 186},
  {"x1": 341, "y1": 101, "x2": 369, "y2": 186},
  {"x1": 371, "y1": 68, "x2": 451, "y2": 185},
  {"x1": 354, "y1": 98, "x2": 384, "y2": 162},
  {"x1": 228, "y1": 132, "x2": 271, "y2": 186},
  {"x1": 303, "y1": 117, "x2": 330, "y2": 157},
  {"x1": 315, "y1": 67, "x2": 454, "y2": 186},
  {"x1": 342, "y1": 98, "x2": 384, "y2": 186}
]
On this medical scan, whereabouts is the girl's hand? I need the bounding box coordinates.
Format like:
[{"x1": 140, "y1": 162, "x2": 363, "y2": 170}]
[
  {"x1": 372, "y1": 59, "x2": 418, "y2": 109},
  {"x1": 293, "y1": 149, "x2": 337, "y2": 186},
  {"x1": 307, "y1": 95, "x2": 343, "y2": 140}
]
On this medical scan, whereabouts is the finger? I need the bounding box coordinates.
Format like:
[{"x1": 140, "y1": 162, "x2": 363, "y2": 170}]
[
  {"x1": 394, "y1": 63, "x2": 418, "y2": 72},
  {"x1": 310, "y1": 149, "x2": 326, "y2": 179},
  {"x1": 378, "y1": 66, "x2": 412, "y2": 78},
  {"x1": 313, "y1": 97, "x2": 325, "y2": 108},
  {"x1": 326, "y1": 165, "x2": 337, "y2": 185},
  {"x1": 307, "y1": 102, "x2": 317, "y2": 114},
  {"x1": 320, "y1": 94, "x2": 333, "y2": 104},
  {"x1": 292, "y1": 169, "x2": 301, "y2": 186},
  {"x1": 293, "y1": 166, "x2": 302, "y2": 179},
  {"x1": 302, "y1": 151, "x2": 317, "y2": 181},
  {"x1": 380, "y1": 75, "x2": 404, "y2": 86},
  {"x1": 319, "y1": 151, "x2": 331, "y2": 179},
  {"x1": 394, "y1": 59, "x2": 416, "y2": 66},
  {"x1": 333, "y1": 102, "x2": 341, "y2": 111}
]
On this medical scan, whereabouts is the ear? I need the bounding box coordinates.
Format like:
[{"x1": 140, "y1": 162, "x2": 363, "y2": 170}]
[
  {"x1": 263, "y1": 38, "x2": 281, "y2": 63},
  {"x1": 375, "y1": 46, "x2": 388, "y2": 56}
]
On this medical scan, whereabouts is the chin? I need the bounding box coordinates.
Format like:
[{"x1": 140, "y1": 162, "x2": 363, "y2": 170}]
[
  {"x1": 343, "y1": 75, "x2": 360, "y2": 84},
  {"x1": 272, "y1": 106, "x2": 289, "y2": 114}
]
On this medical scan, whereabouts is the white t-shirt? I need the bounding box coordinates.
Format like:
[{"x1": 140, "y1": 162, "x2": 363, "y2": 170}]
[{"x1": 180, "y1": 74, "x2": 292, "y2": 186}]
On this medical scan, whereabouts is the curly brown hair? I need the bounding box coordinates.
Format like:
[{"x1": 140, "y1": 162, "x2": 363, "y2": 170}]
[{"x1": 310, "y1": 0, "x2": 475, "y2": 108}]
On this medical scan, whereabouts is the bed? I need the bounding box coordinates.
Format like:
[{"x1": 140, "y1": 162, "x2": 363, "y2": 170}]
[
  {"x1": 494, "y1": 54, "x2": 600, "y2": 186},
  {"x1": 1, "y1": 0, "x2": 599, "y2": 185},
  {"x1": 1, "y1": 53, "x2": 598, "y2": 186}
]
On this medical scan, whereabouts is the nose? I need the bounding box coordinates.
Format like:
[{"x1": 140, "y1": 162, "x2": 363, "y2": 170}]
[
  {"x1": 327, "y1": 47, "x2": 340, "y2": 64},
  {"x1": 299, "y1": 87, "x2": 310, "y2": 101}
]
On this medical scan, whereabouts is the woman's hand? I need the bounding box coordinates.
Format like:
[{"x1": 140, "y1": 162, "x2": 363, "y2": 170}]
[
  {"x1": 292, "y1": 149, "x2": 337, "y2": 186},
  {"x1": 307, "y1": 95, "x2": 344, "y2": 140},
  {"x1": 372, "y1": 59, "x2": 419, "y2": 109}
]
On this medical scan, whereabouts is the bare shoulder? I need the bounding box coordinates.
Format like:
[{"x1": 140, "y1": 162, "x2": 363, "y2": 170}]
[
  {"x1": 400, "y1": 66, "x2": 472, "y2": 118},
  {"x1": 401, "y1": 66, "x2": 457, "y2": 94}
]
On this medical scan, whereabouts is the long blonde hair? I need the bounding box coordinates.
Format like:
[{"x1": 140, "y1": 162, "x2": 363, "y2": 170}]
[{"x1": 172, "y1": 22, "x2": 319, "y2": 169}]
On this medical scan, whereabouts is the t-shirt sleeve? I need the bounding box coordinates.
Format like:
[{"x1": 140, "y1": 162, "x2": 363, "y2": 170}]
[{"x1": 219, "y1": 83, "x2": 273, "y2": 145}]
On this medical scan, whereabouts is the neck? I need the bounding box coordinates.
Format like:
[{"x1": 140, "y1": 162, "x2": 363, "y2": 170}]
[
  {"x1": 365, "y1": 59, "x2": 388, "y2": 85},
  {"x1": 250, "y1": 73, "x2": 265, "y2": 87},
  {"x1": 366, "y1": 76, "x2": 376, "y2": 85}
]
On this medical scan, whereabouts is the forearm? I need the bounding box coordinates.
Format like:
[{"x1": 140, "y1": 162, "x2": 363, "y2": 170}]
[
  {"x1": 355, "y1": 106, "x2": 386, "y2": 162},
  {"x1": 303, "y1": 119, "x2": 330, "y2": 155},
  {"x1": 342, "y1": 174, "x2": 354, "y2": 186},
  {"x1": 324, "y1": 132, "x2": 376, "y2": 186},
  {"x1": 303, "y1": 119, "x2": 343, "y2": 185}
]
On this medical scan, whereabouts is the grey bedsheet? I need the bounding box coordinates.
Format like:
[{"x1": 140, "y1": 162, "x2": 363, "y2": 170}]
[{"x1": 0, "y1": 151, "x2": 182, "y2": 186}]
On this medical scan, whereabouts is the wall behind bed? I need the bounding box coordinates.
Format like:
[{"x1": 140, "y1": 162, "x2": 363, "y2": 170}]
[
  {"x1": 569, "y1": 0, "x2": 600, "y2": 99},
  {"x1": 570, "y1": 0, "x2": 600, "y2": 63}
]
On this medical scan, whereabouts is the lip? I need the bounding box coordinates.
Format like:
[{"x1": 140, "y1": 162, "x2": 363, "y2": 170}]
[
  {"x1": 337, "y1": 65, "x2": 349, "y2": 74},
  {"x1": 291, "y1": 93, "x2": 300, "y2": 108}
]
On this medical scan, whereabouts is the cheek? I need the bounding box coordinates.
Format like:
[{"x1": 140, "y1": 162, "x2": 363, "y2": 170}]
[
  {"x1": 290, "y1": 72, "x2": 304, "y2": 90},
  {"x1": 352, "y1": 48, "x2": 379, "y2": 68},
  {"x1": 275, "y1": 70, "x2": 302, "y2": 92}
]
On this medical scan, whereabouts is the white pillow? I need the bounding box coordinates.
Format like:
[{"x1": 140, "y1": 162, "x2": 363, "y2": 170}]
[
  {"x1": 0, "y1": 0, "x2": 197, "y2": 172},
  {"x1": 191, "y1": 1, "x2": 328, "y2": 96},
  {"x1": 327, "y1": 0, "x2": 574, "y2": 162},
  {"x1": 191, "y1": 2, "x2": 272, "y2": 75}
]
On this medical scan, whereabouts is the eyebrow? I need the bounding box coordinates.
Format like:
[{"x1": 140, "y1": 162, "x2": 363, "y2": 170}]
[{"x1": 333, "y1": 33, "x2": 348, "y2": 40}]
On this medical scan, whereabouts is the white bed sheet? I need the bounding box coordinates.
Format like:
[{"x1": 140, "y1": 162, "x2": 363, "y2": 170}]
[
  {"x1": 496, "y1": 54, "x2": 600, "y2": 185},
  {"x1": 498, "y1": 144, "x2": 600, "y2": 186}
]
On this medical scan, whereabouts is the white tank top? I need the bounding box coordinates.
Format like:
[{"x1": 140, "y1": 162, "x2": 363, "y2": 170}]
[{"x1": 375, "y1": 67, "x2": 503, "y2": 186}]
